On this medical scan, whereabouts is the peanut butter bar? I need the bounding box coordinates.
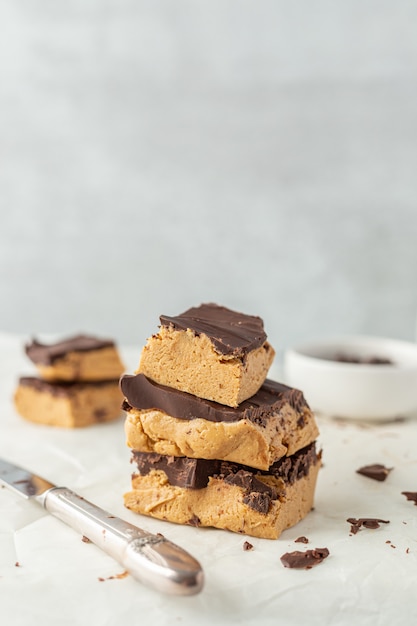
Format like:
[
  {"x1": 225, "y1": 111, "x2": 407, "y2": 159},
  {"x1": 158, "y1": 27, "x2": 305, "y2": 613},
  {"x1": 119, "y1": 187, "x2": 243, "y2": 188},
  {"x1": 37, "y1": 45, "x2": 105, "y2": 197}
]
[
  {"x1": 124, "y1": 443, "x2": 321, "y2": 540},
  {"x1": 121, "y1": 374, "x2": 319, "y2": 470},
  {"x1": 137, "y1": 303, "x2": 275, "y2": 407},
  {"x1": 14, "y1": 376, "x2": 123, "y2": 428},
  {"x1": 25, "y1": 334, "x2": 125, "y2": 382}
]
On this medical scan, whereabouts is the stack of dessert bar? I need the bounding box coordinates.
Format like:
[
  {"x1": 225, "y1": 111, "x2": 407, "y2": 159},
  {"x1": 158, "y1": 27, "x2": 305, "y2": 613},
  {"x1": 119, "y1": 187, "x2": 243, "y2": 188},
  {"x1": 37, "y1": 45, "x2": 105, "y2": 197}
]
[
  {"x1": 14, "y1": 334, "x2": 125, "y2": 428},
  {"x1": 121, "y1": 304, "x2": 321, "y2": 539}
]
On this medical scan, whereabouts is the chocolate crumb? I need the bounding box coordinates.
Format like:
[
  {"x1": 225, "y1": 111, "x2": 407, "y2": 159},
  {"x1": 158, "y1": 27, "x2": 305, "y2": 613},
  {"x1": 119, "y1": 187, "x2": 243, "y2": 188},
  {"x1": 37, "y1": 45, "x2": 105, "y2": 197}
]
[
  {"x1": 401, "y1": 491, "x2": 417, "y2": 506},
  {"x1": 187, "y1": 514, "x2": 201, "y2": 527},
  {"x1": 82, "y1": 536, "x2": 92, "y2": 543},
  {"x1": 406, "y1": 548, "x2": 410, "y2": 554},
  {"x1": 347, "y1": 518, "x2": 390, "y2": 534},
  {"x1": 356, "y1": 464, "x2": 393, "y2": 482},
  {"x1": 295, "y1": 536, "x2": 309, "y2": 544},
  {"x1": 243, "y1": 541, "x2": 254, "y2": 551},
  {"x1": 98, "y1": 571, "x2": 128, "y2": 582},
  {"x1": 15, "y1": 562, "x2": 21, "y2": 567},
  {"x1": 280, "y1": 547, "x2": 329, "y2": 569}
]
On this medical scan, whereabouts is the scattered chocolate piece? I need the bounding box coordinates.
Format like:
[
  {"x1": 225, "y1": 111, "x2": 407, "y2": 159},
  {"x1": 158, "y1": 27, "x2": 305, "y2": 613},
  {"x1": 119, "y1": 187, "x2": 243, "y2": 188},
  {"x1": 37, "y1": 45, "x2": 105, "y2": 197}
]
[
  {"x1": 347, "y1": 518, "x2": 390, "y2": 534},
  {"x1": 295, "y1": 536, "x2": 309, "y2": 544},
  {"x1": 401, "y1": 491, "x2": 417, "y2": 506},
  {"x1": 98, "y1": 571, "x2": 129, "y2": 582},
  {"x1": 243, "y1": 541, "x2": 254, "y2": 551},
  {"x1": 82, "y1": 535, "x2": 92, "y2": 543},
  {"x1": 15, "y1": 562, "x2": 21, "y2": 567},
  {"x1": 406, "y1": 548, "x2": 410, "y2": 554},
  {"x1": 280, "y1": 547, "x2": 329, "y2": 569},
  {"x1": 356, "y1": 464, "x2": 393, "y2": 482}
]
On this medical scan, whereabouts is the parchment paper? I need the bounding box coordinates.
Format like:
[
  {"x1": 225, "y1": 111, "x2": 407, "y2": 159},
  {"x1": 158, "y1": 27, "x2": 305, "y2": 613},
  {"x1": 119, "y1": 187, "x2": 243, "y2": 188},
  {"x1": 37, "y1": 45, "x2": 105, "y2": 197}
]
[{"x1": 1, "y1": 333, "x2": 416, "y2": 626}]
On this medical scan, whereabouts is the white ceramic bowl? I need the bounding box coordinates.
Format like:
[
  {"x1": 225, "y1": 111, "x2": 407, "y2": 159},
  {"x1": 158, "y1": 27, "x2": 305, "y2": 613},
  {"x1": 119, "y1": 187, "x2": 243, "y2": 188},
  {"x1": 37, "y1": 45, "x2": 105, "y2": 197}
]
[{"x1": 283, "y1": 336, "x2": 417, "y2": 420}]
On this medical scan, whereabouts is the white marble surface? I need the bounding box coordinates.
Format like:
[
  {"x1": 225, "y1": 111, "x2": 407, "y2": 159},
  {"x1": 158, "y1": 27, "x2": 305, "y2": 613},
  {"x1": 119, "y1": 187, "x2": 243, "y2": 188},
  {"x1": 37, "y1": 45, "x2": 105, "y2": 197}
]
[
  {"x1": 1, "y1": 2, "x2": 417, "y2": 350},
  {"x1": 1, "y1": 333, "x2": 417, "y2": 625}
]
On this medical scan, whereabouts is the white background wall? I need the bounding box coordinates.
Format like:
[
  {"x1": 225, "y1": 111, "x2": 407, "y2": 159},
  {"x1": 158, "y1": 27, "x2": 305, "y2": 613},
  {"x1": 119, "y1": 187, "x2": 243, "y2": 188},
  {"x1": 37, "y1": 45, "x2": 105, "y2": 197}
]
[{"x1": 1, "y1": 1, "x2": 417, "y2": 357}]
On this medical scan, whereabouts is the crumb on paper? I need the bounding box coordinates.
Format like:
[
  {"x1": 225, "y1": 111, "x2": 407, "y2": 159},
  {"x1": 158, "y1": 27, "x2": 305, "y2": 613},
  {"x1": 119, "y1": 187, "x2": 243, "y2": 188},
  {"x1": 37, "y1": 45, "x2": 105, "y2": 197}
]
[
  {"x1": 82, "y1": 535, "x2": 92, "y2": 543},
  {"x1": 243, "y1": 541, "x2": 254, "y2": 551},
  {"x1": 98, "y1": 571, "x2": 129, "y2": 582},
  {"x1": 295, "y1": 536, "x2": 309, "y2": 544},
  {"x1": 356, "y1": 464, "x2": 393, "y2": 482},
  {"x1": 280, "y1": 547, "x2": 329, "y2": 569},
  {"x1": 347, "y1": 518, "x2": 390, "y2": 534},
  {"x1": 401, "y1": 491, "x2": 417, "y2": 506},
  {"x1": 15, "y1": 562, "x2": 21, "y2": 567}
]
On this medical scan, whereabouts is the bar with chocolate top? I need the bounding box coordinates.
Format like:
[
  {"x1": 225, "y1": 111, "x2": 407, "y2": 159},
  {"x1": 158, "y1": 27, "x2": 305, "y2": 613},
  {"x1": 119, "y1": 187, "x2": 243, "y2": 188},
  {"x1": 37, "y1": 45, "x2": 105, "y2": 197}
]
[
  {"x1": 122, "y1": 374, "x2": 319, "y2": 470},
  {"x1": 124, "y1": 443, "x2": 321, "y2": 539},
  {"x1": 25, "y1": 334, "x2": 125, "y2": 382},
  {"x1": 137, "y1": 303, "x2": 275, "y2": 407},
  {"x1": 14, "y1": 376, "x2": 123, "y2": 428}
]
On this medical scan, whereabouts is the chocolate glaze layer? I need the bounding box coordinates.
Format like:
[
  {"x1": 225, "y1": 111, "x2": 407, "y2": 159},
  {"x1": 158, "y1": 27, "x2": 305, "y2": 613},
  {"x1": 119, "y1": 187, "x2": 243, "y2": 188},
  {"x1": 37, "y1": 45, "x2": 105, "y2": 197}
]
[
  {"x1": 25, "y1": 334, "x2": 116, "y2": 365},
  {"x1": 18, "y1": 376, "x2": 120, "y2": 397},
  {"x1": 159, "y1": 303, "x2": 267, "y2": 356},
  {"x1": 131, "y1": 442, "x2": 319, "y2": 513},
  {"x1": 121, "y1": 373, "x2": 309, "y2": 425}
]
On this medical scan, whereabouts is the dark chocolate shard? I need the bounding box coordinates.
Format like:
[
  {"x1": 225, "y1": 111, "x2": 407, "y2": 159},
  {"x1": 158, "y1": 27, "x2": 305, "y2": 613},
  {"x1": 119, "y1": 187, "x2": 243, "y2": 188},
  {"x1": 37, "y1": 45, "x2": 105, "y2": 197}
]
[
  {"x1": 347, "y1": 518, "x2": 390, "y2": 534},
  {"x1": 159, "y1": 303, "x2": 267, "y2": 357},
  {"x1": 120, "y1": 373, "x2": 309, "y2": 425},
  {"x1": 356, "y1": 464, "x2": 393, "y2": 482},
  {"x1": 243, "y1": 541, "x2": 254, "y2": 551},
  {"x1": 280, "y1": 547, "x2": 329, "y2": 569},
  {"x1": 295, "y1": 536, "x2": 309, "y2": 544},
  {"x1": 25, "y1": 334, "x2": 115, "y2": 365},
  {"x1": 18, "y1": 376, "x2": 120, "y2": 398},
  {"x1": 401, "y1": 491, "x2": 417, "y2": 506}
]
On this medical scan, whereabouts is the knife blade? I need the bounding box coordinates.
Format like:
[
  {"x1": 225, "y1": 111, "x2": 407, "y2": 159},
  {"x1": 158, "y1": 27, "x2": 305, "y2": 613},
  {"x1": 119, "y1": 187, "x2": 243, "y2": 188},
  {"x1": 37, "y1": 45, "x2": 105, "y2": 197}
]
[{"x1": 0, "y1": 458, "x2": 204, "y2": 595}]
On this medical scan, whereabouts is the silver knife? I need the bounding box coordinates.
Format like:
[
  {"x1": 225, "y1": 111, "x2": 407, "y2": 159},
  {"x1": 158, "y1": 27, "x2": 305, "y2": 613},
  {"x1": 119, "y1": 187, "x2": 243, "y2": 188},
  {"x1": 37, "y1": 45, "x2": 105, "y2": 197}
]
[{"x1": 0, "y1": 458, "x2": 204, "y2": 595}]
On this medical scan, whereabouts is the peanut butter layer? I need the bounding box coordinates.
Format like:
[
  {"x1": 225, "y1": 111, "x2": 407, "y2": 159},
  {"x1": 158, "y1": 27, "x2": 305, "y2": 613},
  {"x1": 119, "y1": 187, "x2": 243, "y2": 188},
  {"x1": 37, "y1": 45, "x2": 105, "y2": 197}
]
[
  {"x1": 123, "y1": 376, "x2": 318, "y2": 470},
  {"x1": 137, "y1": 303, "x2": 275, "y2": 406},
  {"x1": 124, "y1": 444, "x2": 321, "y2": 540},
  {"x1": 14, "y1": 377, "x2": 123, "y2": 428},
  {"x1": 25, "y1": 335, "x2": 125, "y2": 382}
]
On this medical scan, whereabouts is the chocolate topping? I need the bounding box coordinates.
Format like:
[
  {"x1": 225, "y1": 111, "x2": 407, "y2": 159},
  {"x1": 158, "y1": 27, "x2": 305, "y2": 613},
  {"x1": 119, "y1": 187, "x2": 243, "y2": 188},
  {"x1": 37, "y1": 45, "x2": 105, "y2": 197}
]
[
  {"x1": 18, "y1": 376, "x2": 119, "y2": 397},
  {"x1": 159, "y1": 303, "x2": 267, "y2": 357},
  {"x1": 280, "y1": 547, "x2": 329, "y2": 569},
  {"x1": 356, "y1": 464, "x2": 393, "y2": 482},
  {"x1": 25, "y1": 334, "x2": 115, "y2": 365},
  {"x1": 131, "y1": 442, "x2": 319, "y2": 514},
  {"x1": 121, "y1": 373, "x2": 309, "y2": 426},
  {"x1": 347, "y1": 518, "x2": 390, "y2": 534}
]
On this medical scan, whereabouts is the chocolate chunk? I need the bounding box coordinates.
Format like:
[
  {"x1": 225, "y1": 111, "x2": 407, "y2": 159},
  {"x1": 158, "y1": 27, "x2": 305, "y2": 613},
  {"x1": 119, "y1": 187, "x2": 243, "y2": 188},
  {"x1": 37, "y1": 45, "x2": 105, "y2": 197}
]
[
  {"x1": 121, "y1": 373, "x2": 309, "y2": 425},
  {"x1": 243, "y1": 541, "x2": 254, "y2": 551},
  {"x1": 347, "y1": 518, "x2": 390, "y2": 534},
  {"x1": 187, "y1": 515, "x2": 201, "y2": 527},
  {"x1": 159, "y1": 303, "x2": 267, "y2": 357},
  {"x1": 401, "y1": 491, "x2": 417, "y2": 506},
  {"x1": 25, "y1": 334, "x2": 115, "y2": 365},
  {"x1": 242, "y1": 491, "x2": 272, "y2": 514},
  {"x1": 131, "y1": 454, "x2": 219, "y2": 489},
  {"x1": 280, "y1": 547, "x2": 329, "y2": 569},
  {"x1": 132, "y1": 442, "x2": 319, "y2": 493},
  {"x1": 356, "y1": 464, "x2": 393, "y2": 482},
  {"x1": 295, "y1": 536, "x2": 309, "y2": 544}
]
